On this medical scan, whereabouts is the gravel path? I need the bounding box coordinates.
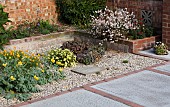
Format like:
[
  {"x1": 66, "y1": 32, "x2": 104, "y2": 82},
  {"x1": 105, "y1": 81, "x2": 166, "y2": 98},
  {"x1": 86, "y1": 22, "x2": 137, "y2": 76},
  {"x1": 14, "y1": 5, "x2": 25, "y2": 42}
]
[{"x1": 0, "y1": 50, "x2": 165, "y2": 107}]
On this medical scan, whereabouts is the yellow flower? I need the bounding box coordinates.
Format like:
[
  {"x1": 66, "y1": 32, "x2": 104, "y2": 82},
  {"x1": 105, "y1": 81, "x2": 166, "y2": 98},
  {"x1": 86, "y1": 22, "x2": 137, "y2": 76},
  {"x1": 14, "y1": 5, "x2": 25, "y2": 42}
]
[
  {"x1": 34, "y1": 75, "x2": 39, "y2": 81},
  {"x1": 17, "y1": 54, "x2": 20, "y2": 58},
  {"x1": 4, "y1": 50, "x2": 7, "y2": 53},
  {"x1": 58, "y1": 68, "x2": 63, "y2": 72},
  {"x1": 56, "y1": 61, "x2": 61, "y2": 65},
  {"x1": 10, "y1": 50, "x2": 14, "y2": 56},
  {"x1": 51, "y1": 58, "x2": 55, "y2": 63},
  {"x1": 38, "y1": 54, "x2": 40, "y2": 57},
  {"x1": 41, "y1": 69, "x2": 45, "y2": 73},
  {"x1": 10, "y1": 76, "x2": 16, "y2": 81},
  {"x1": 2, "y1": 63, "x2": 7, "y2": 67},
  {"x1": 18, "y1": 61, "x2": 23, "y2": 66},
  {"x1": 36, "y1": 63, "x2": 38, "y2": 66},
  {"x1": 56, "y1": 61, "x2": 64, "y2": 66}
]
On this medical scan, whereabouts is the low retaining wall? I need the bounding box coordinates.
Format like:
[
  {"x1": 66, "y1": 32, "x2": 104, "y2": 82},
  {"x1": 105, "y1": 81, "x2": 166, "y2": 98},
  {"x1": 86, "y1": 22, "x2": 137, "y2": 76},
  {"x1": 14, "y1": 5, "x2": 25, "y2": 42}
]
[{"x1": 4, "y1": 31, "x2": 161, "y2": 53}]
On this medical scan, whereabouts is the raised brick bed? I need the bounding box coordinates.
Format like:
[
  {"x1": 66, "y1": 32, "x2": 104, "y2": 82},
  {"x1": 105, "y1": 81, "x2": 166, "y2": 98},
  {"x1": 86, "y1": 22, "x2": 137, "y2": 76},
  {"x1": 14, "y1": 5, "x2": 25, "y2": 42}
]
[{"x1": 106, "y1": 36, "x2": 161, "y2": 53}]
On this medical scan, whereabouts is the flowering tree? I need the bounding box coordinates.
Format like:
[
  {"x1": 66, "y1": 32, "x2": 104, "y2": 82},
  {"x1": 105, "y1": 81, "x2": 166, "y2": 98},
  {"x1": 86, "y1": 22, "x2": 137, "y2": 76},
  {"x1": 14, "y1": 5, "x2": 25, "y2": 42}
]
[{"x1": 90, "y1": 7, "x2": 139, "y2": 42}]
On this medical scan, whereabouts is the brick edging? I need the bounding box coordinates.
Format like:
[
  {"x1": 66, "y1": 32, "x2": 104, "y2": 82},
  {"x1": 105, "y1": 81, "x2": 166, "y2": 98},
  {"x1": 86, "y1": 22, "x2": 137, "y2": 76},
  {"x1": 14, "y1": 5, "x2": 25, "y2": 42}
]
[
  {"x1": 84, "y1": 87, "x2": 144, "y2": 107},
  {"x1": 146, "y1": 61, "x2": 170, "y2": 76}
]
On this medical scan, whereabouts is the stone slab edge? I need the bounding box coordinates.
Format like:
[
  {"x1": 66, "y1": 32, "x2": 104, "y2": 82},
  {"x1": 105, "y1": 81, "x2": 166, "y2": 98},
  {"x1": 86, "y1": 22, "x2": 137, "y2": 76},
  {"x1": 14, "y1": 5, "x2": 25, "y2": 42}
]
[{"x1": 134, "y1": 52, "x2": 170, "y2": 61}]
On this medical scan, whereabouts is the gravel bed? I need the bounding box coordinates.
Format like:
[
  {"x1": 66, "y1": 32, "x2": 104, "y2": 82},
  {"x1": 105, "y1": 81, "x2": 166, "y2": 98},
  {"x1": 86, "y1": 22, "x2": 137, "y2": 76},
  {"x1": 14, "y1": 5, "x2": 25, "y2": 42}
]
[{"x1": 0, "y1": 48, "x2": 165, "y2": 107}]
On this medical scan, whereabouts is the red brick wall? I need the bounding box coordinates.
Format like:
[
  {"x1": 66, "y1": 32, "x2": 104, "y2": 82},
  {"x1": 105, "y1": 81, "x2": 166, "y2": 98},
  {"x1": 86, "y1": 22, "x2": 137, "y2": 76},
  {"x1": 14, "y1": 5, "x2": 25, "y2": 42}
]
[
  {"x1": 162, "y1": 0, "x2": 170, "y2": 50},
  {"x1": 0, "y1": 0, "x2": 58, "y2": 27},
  {"x1": 107, "y1": 0, "x2": 163, "y2": 29}
]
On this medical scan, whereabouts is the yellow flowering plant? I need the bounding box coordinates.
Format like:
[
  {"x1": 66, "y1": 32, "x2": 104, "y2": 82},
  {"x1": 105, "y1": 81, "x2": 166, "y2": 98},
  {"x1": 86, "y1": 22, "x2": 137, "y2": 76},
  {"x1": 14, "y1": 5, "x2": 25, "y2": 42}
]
[
  {"x1": 0, "y1": 49, "x2": 65, "y2": 101},
  {"x1": 47, "y1": 48, "x2": 77, "y2": 68}
]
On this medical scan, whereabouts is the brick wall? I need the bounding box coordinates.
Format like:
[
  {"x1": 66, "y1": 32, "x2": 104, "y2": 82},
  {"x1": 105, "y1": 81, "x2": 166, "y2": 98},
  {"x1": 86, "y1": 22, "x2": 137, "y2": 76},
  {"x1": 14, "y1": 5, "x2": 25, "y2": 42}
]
[
  {"x1": 162, "y1": 0, "x2": 170, "y2": 50},
  {"x1": 0, "y1": 0, "x2": 57, "y2": 27},
  {"x1": 107, "y1": 0, "x2": 163, "y2": 30}
]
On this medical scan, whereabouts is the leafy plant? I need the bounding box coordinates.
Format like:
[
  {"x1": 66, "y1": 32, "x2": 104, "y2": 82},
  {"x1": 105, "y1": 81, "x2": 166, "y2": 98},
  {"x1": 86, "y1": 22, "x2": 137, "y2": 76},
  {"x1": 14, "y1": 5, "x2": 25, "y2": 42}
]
[
  {"x1": 47, "y1": 48, "x2": 77, "y2": 67},
  {"x1": 122, "y1": 60, "x2": 128, "y2": 63},
  {"x1": 37, "y1": 20, "x2": 58, "y2": 33},
  {"x1": 0, "y1": 4, "x2": 11, "y2": 49},
  {"x1": 61, "y1": 38, "x2": 105, "y2": 65},
  {"x1": 56, "y1": 0, "x2": 106, "y2": 28},
  {"x1": 0, "y1": 50, "x2": 64, "y2": 101},
  {"x1": 0, "y1": 4, "x2": 11, "y2": 33},
  {"x1": 154, "y1": 42, "x2": 169, "y2": 55},
  {"x1": 61, "y1": 37, "x2": 91, "y2": 54},
  {"x1": 128, "y1": 19, "x2": 154, "y2": 40}
]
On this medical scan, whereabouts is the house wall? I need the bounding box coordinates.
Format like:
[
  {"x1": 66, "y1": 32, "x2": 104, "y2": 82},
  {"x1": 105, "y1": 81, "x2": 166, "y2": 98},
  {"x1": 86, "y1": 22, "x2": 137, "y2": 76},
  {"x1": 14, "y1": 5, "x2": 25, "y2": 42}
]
[{"x1": 0, "y1": 0, "x2": 58, "y2": 27}]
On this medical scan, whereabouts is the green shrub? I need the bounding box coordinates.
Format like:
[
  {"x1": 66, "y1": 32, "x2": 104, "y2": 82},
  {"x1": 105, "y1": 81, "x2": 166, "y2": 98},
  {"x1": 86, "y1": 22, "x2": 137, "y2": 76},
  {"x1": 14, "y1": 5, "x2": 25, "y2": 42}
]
[
  {"x1": 61, "y1": 38, "x2": 105, "y2": 65},
  {"x1": 0, "y1": 50, "x2": 64, "y2": 101},
  {"x1": 37, "y1": 20, "x2": 58, "y2": 33},
  {"x1": 0, "y1": 4, "x2": 11, "y2": 50},
  {"x1": 56, "y1": 0, "x2": 106, "y2": 28},
  {"x1": 47, "y1": 48, "x2": 77, "y2": 67}
]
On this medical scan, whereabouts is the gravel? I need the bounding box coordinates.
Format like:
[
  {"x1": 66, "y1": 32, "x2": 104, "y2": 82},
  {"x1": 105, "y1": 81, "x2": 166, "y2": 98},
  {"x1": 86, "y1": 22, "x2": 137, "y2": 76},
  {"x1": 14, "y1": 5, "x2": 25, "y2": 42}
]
[{"x1": 0, "y1": 48, "x2": 165, "y2": 107}]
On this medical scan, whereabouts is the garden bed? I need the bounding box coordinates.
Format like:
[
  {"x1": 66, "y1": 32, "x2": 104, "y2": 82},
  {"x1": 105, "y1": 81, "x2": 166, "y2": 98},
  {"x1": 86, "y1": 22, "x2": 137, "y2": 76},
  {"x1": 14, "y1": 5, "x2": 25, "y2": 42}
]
[
  {"x1": 0, "y1": 50, "x2": 165, "y2": 107},
  {"x1": 0, "y1": 30, "x2": 165, "y2": 107}
]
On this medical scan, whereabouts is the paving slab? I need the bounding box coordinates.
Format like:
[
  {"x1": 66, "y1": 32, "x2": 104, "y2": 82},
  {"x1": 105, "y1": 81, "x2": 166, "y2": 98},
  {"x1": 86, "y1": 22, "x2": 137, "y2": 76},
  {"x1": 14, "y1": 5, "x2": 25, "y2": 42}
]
[
  {"x1": 22, "y1": 90, "x2": 129, "y2": 107},
  {"x1": 92, "y1": 70, "x2": 170, "y2": 107},
  {"x1": 138, "y1": 48, "x2": 170, "y2": 60},
  {"x1": 71, "y1": 65, "x2": 106, "y2": 75},
  {"x1": 154, "y1": 64, "x2": 170, "y2": 73}
]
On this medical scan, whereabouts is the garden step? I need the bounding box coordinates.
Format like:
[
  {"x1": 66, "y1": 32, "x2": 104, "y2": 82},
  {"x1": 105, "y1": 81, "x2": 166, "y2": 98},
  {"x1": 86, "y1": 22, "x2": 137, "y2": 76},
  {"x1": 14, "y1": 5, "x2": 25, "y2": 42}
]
[{"x1": 71, "y1": 65, "x2": 106, "y2": 75}]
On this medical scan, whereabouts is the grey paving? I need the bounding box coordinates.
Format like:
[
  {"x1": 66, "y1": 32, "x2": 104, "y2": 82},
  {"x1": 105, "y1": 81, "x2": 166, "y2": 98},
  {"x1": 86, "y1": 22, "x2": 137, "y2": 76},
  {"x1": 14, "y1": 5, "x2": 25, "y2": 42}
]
[
  {"x1": 22, "y1": 90, "x2": 129, "y2": 107},
  {"x1": 139, "y1": 48, "x2": 170, "y2": 60},
  {"x1": 154, "y1": 64, "x2": 170, "y2": 73},
  {"x1": 92, "y1": 70, "x2": 170, "y2": 107},
  {"x1": 71, "y1": 65, "x2": 106, "y2": 75}
]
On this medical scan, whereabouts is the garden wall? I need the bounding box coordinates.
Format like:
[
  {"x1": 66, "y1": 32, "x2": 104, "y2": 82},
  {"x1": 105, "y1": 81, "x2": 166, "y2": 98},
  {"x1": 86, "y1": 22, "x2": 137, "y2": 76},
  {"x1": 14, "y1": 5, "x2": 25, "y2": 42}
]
[
  {"x1": 0, "y1": 0, "x2": 57, "y2": 27},
  {"x1": 107, "y1": 0, "x2": 163, "y2": 33},
  {"x1": 162, "y1": 0, "x2": 170, "y2": 50}
]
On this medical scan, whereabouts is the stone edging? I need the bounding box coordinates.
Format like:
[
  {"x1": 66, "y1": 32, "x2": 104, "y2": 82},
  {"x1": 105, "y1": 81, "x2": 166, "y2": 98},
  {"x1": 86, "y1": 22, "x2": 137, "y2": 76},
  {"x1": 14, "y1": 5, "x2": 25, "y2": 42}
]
[
  {"x1": 134, "y1": 52, "x2": 170, "y2": 61},
  {"x1": 11, "y1": 61, "x2": 170, "y2": 107}
]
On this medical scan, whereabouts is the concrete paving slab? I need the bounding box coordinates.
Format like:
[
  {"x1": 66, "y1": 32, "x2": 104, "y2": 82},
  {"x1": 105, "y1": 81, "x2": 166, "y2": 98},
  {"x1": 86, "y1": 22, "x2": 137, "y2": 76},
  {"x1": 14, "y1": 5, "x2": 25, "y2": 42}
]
[
  {"x1": 154, "y1": 64, "x2": 170, "y2": 73},
  {"x1": 139, "y1": 48, "x2": 170, "y2": 60},
  {"x1": 92, "y1": 70, "x2": 170, "y2": 107},
  {"x1": 71, "y1": 65, "x2": 106, "y2": 75},
  {"x1": 22, "y1": 90, "x2": 129, "y2": 107}
]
